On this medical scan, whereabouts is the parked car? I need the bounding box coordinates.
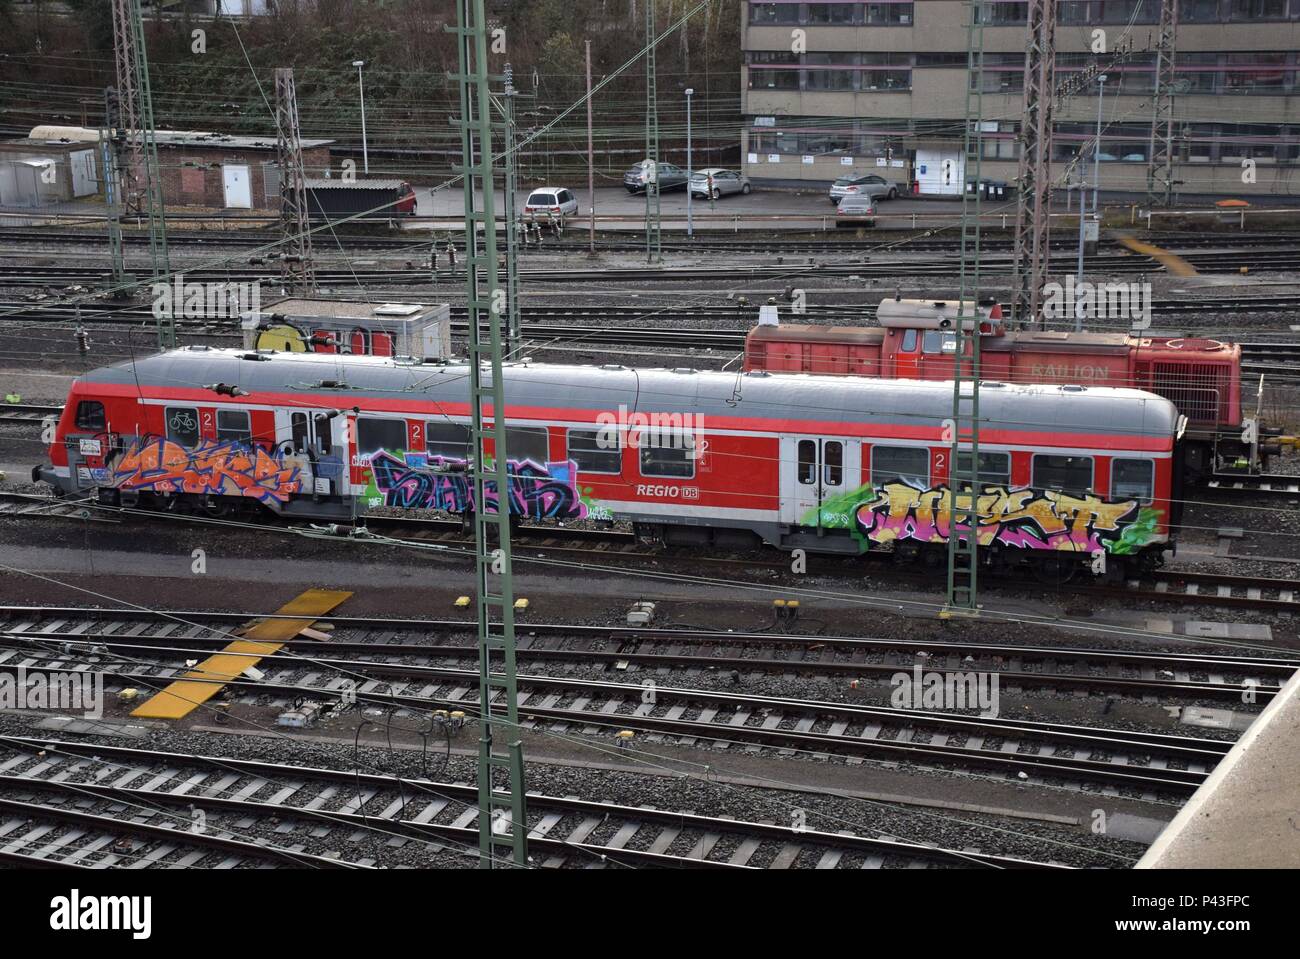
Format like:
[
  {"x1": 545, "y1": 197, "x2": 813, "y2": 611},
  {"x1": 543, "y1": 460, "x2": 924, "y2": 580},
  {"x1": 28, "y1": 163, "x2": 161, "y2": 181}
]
[
  {"x1": 829, "y1": 172, "x2": 901, "y2": 204},
  {"x1": 523, "y1": 187, "x2": 579, "y2": 219},
  {"x1": 624, "y1": 160, "x2": 688, "y2": 194},
  {"x1": 834, "y1": 194, "x2": 876, "y2": 228},
  {"x1": 689, "y1": 168, "x2": 752, "y2": 199}
]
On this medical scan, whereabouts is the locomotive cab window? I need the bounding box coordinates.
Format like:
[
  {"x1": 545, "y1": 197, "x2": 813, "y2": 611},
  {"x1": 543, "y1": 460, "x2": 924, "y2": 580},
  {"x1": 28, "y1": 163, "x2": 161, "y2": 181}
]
[
  {"x1": 871, "y1": 445, "x2": 929, "y2": 488},
  {"x1": 1033, "y1": 454, "x2": 1093, "y2": 495},
  {"x1": 922, "y1": 331, "x2": 958, "y2": 354},
  {"x1": 75, "y1": 400, "x2": 105, "y2": 432},
  {"x1": 216, "y1": 409, "x2": 251, "y2": 445},
  {"x1": 568, "y1": 428, "x2": 622, "y2": 474},
  {"x1": 427, "y1": 421, "x2": 470, "y2": 461},
  {"x1": 900, "y1": 329, "x2": 918, "y2": 352},
  {"x1": 956, "y1": 450, "x2": 1011, "y2": 487},
  {"x1": 505, "y1": 426, "x2": 550, "y2": 463},
  {"x1": 165, "y1": 407, "x2": 200, "y2": 449},
  {"x1": 1111, "y1": 458, "x2": 1154, "y2": 501},
  {"x1": 640, "y1": 432, "x2": 696, "y2": 478},
  {"x1": 358, "y1": 417, "x2": 408, "y2": 455}
]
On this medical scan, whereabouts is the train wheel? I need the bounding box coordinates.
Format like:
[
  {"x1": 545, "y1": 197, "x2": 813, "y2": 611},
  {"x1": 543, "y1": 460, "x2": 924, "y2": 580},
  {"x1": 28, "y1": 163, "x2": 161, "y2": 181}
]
[{"x1": 1031, "y1": 556, "x2": 1078, "y2": 586}]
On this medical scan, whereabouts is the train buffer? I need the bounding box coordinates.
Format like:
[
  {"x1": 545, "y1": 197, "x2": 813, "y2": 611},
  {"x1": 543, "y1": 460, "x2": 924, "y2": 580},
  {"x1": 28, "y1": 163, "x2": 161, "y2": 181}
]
[{"x1": 130, "y1": 588, "x2": 353, "y2": 721}]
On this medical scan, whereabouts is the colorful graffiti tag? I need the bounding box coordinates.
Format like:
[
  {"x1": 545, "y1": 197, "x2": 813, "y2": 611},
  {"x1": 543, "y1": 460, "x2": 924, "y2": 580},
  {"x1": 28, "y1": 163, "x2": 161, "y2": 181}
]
[
  {"x1": 111, "y1": 437, "x2": 302, "y2": 503},
  {"x1": 807, "y1": 482, "x2": 1160, "y2": 554},
  {"x1": 365, "y1": 450, "x2": 601, "y2": 521}
]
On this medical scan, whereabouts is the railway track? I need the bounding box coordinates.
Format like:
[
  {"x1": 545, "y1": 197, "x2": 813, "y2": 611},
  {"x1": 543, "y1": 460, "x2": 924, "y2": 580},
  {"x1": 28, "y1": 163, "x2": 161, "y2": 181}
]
[
  {"x1": 0, "y1": 737, "x2": 1064, "y2": 869},
  {"x1": 1, "y1": 492, "x2": 1296, "y2": 614},
  {"x1": 0, "y1": 645, "x2": 1229, "y2": 794},
  {"x1": 2, "y1": 605, "x2": 1290, "y2": 703},
  {"x1": 0, "y1": 403, "x2": 61, "y2": 426}
]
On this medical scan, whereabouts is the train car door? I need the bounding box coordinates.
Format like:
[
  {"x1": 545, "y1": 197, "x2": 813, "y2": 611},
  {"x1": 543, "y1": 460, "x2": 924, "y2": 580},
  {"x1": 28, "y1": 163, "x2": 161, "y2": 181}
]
[
  {"x1": 780, "y1": 436, "x2": 857, "y2": 528},
  {"x1": 278, "y1": 409, "x2": 346, "y2": 498}
]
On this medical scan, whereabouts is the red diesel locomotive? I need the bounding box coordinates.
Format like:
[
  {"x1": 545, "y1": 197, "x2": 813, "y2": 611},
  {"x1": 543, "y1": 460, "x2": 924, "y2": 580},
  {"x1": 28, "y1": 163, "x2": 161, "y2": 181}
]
[
  {"x1": 745, "y1": 298, "x2": 1257, "y2": 476},
  {"x1": 36, "y1": 348, "x2": 1184, "y2": 579}
]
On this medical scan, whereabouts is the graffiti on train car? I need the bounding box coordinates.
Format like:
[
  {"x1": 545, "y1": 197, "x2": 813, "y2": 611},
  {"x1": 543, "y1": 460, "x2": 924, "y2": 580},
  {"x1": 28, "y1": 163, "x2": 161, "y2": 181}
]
[
  {"x1": 112, "y1": 437, "x2": 302, "y2": 503},
  {"x1": 806, "y1": 482, "x2": 1160, "y2": 554},
  {"x1": 365, "y1": 450, "x2": 607, "y2": 520}
]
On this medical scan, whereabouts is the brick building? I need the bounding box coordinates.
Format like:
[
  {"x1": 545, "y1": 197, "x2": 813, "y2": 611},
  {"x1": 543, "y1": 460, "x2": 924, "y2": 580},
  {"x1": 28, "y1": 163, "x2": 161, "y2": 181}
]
[{"x1": 15, "y1": 126, "x2": 334, "y2": 211}]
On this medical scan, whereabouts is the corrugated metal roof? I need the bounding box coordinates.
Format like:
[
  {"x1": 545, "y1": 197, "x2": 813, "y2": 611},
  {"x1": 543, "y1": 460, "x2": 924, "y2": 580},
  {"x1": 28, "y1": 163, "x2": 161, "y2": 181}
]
[
  {"x1": 83, "y1": 349, "x2": 1180, "y2": 442},
  {"x1": 304, "y1": 179, "x2": 407, "y2": 191}
]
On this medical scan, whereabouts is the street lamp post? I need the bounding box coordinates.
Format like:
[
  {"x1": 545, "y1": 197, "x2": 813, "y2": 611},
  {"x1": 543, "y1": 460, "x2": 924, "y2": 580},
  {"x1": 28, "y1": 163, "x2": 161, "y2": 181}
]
[
  {"x1": 685, "y1": 87, "x2": 694, "y2": 237},
  {"x1": 352, "y1": 60, "x2": 369, "y2": 175}
]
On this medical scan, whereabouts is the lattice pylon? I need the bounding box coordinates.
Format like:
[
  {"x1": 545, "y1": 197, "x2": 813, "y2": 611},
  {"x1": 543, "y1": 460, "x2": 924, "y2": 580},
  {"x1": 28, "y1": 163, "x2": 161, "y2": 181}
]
[
  {"x1": 1010, "y1": 0, "x2": 1057, "y2": 329},
  {"x1": 275, "y1": 68, "x2": 316, "y2": 295},
  {"x1": 1146, "y1": 0, "x2": 1179, "y2": 207}
]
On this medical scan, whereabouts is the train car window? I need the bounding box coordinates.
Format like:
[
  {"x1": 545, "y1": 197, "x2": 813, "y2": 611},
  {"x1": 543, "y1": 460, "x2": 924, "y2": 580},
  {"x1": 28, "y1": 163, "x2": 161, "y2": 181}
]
[
  {"x1": 165, "y1": 407, "x2": 200, "y2": 449},
  {"x1": 871, "y1": 446, "x2": 929, "y2": 488},
  {"x1": 1032, "y1": 454, "x2": 1093, "y2": 495},
  {"x1": 291, "y1": 412, "x2": 309, "y2": 452},
  {"x1": 216, "y1": 409, "x2": 251, "y2": 445},
  {"x1": 427, "y1": 421, "x2": 470, "y2": 461},
  {"x1": 798, "y1": 439, "x2": 817, "y2": 484},
  {"x1": 900, "y1": 329, "x2": 918, "y2": 352},
  {"x1": 1111, "y1": 458, "x2": 1154, "y2": 500},
  {"x1": 504, "y1": 427, "x2": 550, "y2": 463},
  {"x1": 567, "y1": 429, "x2": 622, "y2": 474},
  {"x1": 358, "y1": 417, "x2": 408, "y2": 455},
  {"x1": 824, "y1": 441, "x2": 844, "y2": 485},
  {"x1": 640, "y1": 434, "x2": 695, "y2": 478},
  {"x1": 313, "y1": 415, "x2": 333, "y2": 456},
  {"x1": 74, "y1": 400, "x2": 106, "y2": 432},
  {"x1": 956, "y1": 451, "x2": 1011, "y2": 487}
]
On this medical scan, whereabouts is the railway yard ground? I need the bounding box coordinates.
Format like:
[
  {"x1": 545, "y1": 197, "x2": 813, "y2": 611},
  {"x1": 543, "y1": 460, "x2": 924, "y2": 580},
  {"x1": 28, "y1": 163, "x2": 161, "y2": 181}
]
[{"x1": 0, "y1": 210, "x2": 1297, "y2": 933}]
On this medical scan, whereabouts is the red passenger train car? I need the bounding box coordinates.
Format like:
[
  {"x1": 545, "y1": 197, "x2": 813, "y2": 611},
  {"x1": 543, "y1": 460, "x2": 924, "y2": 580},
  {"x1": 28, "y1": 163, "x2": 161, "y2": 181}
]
[
  {"x1": 37, "y1": 348, "x2": 1184, "y2": 580},
  {"x1": 745, "y1": 298, "x2": 1249, "y2": 476}
]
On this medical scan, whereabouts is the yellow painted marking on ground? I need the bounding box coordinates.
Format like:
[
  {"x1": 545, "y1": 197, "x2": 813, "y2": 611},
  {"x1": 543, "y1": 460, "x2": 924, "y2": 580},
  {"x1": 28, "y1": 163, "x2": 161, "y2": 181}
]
[
  {"x1": 130, "y1": 588, "x2": 353, "y2": 720},
  {"x1": 1116, "y1": 234, "x2": 1198, "y2": 277}
]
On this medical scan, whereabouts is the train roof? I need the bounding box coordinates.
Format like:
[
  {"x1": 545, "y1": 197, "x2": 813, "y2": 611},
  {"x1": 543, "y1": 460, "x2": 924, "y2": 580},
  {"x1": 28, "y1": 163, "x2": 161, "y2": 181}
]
[{"x1": 80, "y1": 348, "x2": 1181, "y2": 440}]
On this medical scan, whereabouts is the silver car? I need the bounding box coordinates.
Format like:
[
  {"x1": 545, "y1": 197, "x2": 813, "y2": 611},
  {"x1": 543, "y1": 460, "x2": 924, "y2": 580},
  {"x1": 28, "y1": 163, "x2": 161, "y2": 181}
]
[
  {"x1": 689, "y1": 168, "x2": 752, "y2": 199},
  {"x1": 829, "y1": 172, "x2": 901, "y2": 204}
]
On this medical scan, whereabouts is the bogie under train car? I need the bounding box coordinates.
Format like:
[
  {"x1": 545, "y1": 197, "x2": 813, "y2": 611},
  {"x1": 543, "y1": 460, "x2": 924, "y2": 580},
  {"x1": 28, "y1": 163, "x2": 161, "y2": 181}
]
[
  {"x1": 37, "y1": 349, "x2": 1184, "y2": 579},
  {"x1": 745, "y1": 298, "x2": 1273, "y2": 477}
]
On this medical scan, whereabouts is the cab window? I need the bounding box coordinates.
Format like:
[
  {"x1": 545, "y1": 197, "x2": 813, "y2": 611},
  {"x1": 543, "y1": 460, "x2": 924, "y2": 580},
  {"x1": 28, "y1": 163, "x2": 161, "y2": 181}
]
[
  {"x1": 75, "y1": 400, "x2": 106, "y2": 431},
  {"x1": 900, "y1": 329, "x2": 918, "y2": 352}
]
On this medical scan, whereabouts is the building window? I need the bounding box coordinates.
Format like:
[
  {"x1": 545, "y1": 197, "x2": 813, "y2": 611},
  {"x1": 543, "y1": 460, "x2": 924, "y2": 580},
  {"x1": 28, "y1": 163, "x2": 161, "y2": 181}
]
[
  {"x1": 865, "y1": 2, "x2": 913, "y2": 24},
  {"x1": 977, "y1": 1, "x2": 1029, "y2": 24},
  {"x1": 1032, "y1": 454, "x2": 1093, "y2": 495},
  {"x1": 750, "y1": 2, "x2": 800, "y2": 25},
  {"x1": 1111, "y1": 459, "x2": 1155, "y2": 500},
  {"x1": 216, "y1": 409, "x2": 251, "y2": 445},
  {"x1": 807, "y1": 3, "x2": 858, "y2": 24},
  {"x1": 871, "y1": 446, "x2": 929, "y2": 488},
  {"x1": 75, "y1": 400, "x2": 105, "y2": 432},
  {"x1": 165, "y1": 407, "x2": 200, "y2": 449},
  {"x1": 567, "y1": 429, "x2": 622, "y2": 474},
  {"x1": 1230, "y1": 0, "x2": 1288, "y2": 19}
]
